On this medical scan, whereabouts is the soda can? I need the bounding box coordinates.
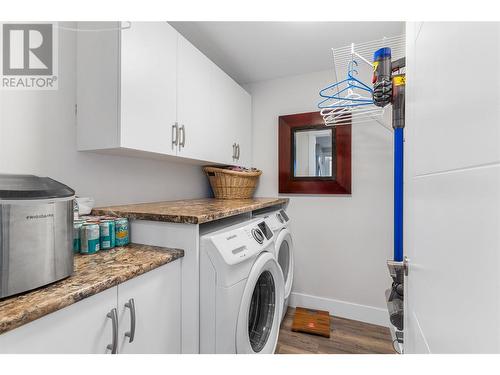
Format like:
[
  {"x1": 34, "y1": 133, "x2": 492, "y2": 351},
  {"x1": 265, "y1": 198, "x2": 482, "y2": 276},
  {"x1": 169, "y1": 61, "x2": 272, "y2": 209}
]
[
  {"x1": 99, "y1": 220, "x2": 116, "y2": 250},
  {"x1": 115, "y1": 218, "x2": 130, "y2": 246},
  {"x1": 73, "y1": 221, "x2": 84, "y2": 253},
  {"x1": 80, "y1": 223, "x2": 100, "y2": 254}
]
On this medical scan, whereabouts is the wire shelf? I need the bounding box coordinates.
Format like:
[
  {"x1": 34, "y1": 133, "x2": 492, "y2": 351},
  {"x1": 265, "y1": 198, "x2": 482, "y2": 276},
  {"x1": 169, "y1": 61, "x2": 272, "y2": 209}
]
[
  {"x1": 319, "y1": 34, "x2": 405, "y2": 130},
  {"x1": 332, "y1": 34, "x2": 406, "y2": 75}
]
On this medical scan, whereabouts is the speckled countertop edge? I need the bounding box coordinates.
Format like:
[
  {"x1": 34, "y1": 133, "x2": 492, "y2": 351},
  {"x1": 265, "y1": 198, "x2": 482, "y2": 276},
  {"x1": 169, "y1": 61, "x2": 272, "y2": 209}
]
[
  {"x1": 92, "y1": 197, "x2": 289, "y2": 224},
  {"x1": 0, "y1": 244, "x2": 183, "y2": 335}
]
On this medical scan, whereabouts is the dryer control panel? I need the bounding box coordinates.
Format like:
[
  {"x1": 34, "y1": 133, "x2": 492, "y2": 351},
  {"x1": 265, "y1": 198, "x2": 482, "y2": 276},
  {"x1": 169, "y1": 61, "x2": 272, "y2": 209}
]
[
  {"x1": 263, "y1": 209, "x2": 290, "y2": 233},
  {"x1": 210, "y1": 220, "x2": 273, "y2": 265},
  {"x1": 278, "y1": 209, "x2": 289, "y2": 222}
]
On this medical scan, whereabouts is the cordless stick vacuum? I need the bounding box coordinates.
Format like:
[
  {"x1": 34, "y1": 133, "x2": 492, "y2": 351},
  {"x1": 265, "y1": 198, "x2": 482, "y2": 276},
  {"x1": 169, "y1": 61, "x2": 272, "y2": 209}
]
[{"x1": 372, "y1": 48, "x2": 406, "y2": 340}]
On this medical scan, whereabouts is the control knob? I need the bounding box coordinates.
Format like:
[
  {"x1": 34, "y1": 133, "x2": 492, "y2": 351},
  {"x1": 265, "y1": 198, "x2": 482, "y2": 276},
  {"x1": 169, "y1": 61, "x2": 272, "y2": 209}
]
[{"x1": 251, "y1": 228, "x2": 264, "y2": 244}]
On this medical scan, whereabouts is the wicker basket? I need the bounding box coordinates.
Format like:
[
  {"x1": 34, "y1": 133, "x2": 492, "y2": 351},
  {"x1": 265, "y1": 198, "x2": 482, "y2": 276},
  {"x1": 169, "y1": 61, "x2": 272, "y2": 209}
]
[{"x1": 203, "y1": 166, "x2": 262, "y2": 199}]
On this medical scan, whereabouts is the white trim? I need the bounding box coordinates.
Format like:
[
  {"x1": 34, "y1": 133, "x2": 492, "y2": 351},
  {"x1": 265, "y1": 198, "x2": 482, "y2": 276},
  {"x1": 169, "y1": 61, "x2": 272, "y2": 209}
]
[{"x1": 289, "y1": 292, "x2": 390, "y2": 327}]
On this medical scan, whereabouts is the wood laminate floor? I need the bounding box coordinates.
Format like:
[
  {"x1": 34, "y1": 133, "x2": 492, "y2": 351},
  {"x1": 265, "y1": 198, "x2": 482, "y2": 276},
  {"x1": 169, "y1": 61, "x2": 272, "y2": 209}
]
[{"x1": 276, "y1": 307, "x2": 396, "y2": 354}]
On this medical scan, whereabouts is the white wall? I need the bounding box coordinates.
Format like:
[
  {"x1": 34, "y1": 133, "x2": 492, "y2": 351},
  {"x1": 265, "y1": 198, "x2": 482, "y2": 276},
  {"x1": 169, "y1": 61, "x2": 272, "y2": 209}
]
[
  {"x1": 247, "y1": 68, "x2": 394, "y2": 326},
  {"x1": 0, "y1": 23, "x2": 209, "y2": 206},
  {"x1": 405, "y1": 22, "x2": 500, "y2": 353}
]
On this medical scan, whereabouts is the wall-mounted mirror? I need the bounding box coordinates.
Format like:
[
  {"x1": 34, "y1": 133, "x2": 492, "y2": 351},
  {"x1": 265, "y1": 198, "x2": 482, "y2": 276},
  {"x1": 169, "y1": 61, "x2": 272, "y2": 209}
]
[
  {"x1": 293, "y1": 128, "x2": 335, "y2": 178},
  {"x1": 279, "y1": 111, "x2": 351, "y2": 195}
]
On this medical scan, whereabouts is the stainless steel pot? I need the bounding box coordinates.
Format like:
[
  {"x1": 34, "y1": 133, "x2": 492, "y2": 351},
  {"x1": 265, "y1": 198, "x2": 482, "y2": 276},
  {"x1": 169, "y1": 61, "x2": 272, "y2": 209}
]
[{"x1": 0, "y1": 175, "x2": 75, "y2": 298}]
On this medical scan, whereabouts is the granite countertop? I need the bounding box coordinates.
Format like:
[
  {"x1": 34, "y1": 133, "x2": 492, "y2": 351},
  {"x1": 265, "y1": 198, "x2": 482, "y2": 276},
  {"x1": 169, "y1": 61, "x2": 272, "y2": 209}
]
[
  {"x1": 0, "y1": 244, "x2": 184, "y2": 335},
  {"x1": 92, "y1": 197, "x2": 289, "y2": 224}
]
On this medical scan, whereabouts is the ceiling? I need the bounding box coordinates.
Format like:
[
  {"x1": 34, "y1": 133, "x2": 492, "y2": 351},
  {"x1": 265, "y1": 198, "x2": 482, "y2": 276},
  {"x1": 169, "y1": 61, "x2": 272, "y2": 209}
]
[{"x1": 170, "y1": 22, "x2": 405, "y2": 84}]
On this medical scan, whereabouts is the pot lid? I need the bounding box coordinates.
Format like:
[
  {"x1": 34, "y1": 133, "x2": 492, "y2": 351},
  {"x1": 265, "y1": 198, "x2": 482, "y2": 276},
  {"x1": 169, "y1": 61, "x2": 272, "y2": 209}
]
[{"x1": 0, "y1": 174, "x2": 75, "y2": 200}]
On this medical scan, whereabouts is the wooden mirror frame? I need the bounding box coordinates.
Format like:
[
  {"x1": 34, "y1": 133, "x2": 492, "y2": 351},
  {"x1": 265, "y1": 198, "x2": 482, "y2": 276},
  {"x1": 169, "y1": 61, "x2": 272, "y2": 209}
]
[{"x1": 278, "y1": 111, "x2": 351, "y2": 194}]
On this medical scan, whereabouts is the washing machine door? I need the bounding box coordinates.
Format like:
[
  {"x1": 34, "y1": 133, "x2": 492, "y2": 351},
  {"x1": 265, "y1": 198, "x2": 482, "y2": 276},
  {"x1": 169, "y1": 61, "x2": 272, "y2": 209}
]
[
  {"x1": 275, "y1": 228, "x2": 294, "y2": 301},
  {"x1": 236, "y1": 252, "x2": 284, "y2": 354}
]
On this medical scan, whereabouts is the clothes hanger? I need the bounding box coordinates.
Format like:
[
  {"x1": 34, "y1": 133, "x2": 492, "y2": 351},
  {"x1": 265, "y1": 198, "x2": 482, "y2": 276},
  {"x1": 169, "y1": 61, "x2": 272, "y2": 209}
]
[{"x1": 318, "y1": 60, "x2": 374, "y2": 109}]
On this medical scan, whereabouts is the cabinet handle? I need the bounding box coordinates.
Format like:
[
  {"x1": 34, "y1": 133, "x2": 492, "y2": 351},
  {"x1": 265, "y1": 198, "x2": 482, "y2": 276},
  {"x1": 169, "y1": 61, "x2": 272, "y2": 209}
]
[
  {"x1": 179, "y1": 125, "x2": 186, "y2": 148},
  {"x1": 236, "y1": 144, "x2": 240, "y2": 160},
  {"x1": 124, "y1": 298, "x2": 136, "y2": 343},
  {"x1": 172, "y1": 123, "x2": 179, "y2": 148},
  {"x1": 106, "y1": 308, "x2": 118, "y2": 354}
]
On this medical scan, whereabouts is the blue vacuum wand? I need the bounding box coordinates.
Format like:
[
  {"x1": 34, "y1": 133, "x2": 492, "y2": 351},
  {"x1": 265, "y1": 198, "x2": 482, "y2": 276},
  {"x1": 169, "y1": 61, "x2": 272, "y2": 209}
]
[
  {"x1": 373, "y1": 47, "x2": 406, "y2": 334},
  {"x1": 373, "y1": 47, "x2": 406, "y2": 262}
]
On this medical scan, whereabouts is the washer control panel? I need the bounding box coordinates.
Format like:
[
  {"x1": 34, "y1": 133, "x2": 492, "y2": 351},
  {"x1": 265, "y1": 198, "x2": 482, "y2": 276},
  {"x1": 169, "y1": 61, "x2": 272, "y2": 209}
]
[
  {"x1": 210, "y1": 220, "x2": 272, "y2": 265},
  {"x1": 257, "y1": 221, "x2": 273, "y2": 240}
]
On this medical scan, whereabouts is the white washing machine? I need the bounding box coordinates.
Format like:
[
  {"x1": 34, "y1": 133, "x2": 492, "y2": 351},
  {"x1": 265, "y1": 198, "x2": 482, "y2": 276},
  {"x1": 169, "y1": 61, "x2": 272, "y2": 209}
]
[
  {"x1": 254, "y1": 208, "x2": 293, "y2": 322},
  {"x1": 200, "y1": 218, "x2": 285, "y2": 354}
]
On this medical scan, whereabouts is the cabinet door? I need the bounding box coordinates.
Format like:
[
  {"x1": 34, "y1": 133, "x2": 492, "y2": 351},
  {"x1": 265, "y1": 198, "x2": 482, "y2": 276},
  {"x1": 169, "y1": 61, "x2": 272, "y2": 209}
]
[
  {"x1": 76, "y1": 22, "x2": 121, "y2": 151},
  {"x1": 233, "y1": 88, "x2": 252, "y2": 167},
  {"x1": 177, "y1": 35, "x2": 215, "y2": 162},
  {"x1": 210, "y1": 65, "x2": 238, "y2": 164},
  {"x1": 120, "y1": 22, "x2": 178, "y2": 155},
  {"x1": 0, "y1": 287, "x2": 118, "y2": 354},
  {"x1": 117, "y1": 262, "x2": 181, "y2": 354},
  {"x1": 211, "y1": 66, "x2": 252, "y2": 167}
]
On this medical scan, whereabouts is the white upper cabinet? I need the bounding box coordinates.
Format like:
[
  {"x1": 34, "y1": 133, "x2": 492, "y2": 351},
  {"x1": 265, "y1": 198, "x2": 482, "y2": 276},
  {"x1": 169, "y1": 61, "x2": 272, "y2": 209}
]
[
  {"x1": 231, "y1": 81, "x2": 252, "y2": 167},
  {"x1": 76, "y1": 22, "x2": 122, "y2": 151},
  {"x1": 211, "y1": 65, "x2": 239, "y2": 165},
  {"x1": 176, "y1": 35, "x2": 215, "y2": 161},
  {"x1": 77, "y1": 22, "x2": 252, "y2": 167},
  {"x1": 120, "y1": 22, "x2": 178, "y2": 155},
  {"x1": 210, "y1": 64, "x2": 252, "y2": 166}
]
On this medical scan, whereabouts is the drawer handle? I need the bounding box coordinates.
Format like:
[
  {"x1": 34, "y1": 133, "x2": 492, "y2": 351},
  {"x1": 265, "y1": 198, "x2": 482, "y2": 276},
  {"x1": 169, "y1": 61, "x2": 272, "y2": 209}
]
[
  {"x1": 124, "y1": 298, "x2": 136, "y2": 343},
  {"x1": 106, "y1": 308, "x2": 118, "y2": 354}
]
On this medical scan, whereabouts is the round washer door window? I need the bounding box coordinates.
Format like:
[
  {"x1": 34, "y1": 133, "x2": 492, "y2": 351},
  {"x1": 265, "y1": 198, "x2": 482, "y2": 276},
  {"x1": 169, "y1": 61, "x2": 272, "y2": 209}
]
[
  {"x1": 236, "y1": 252, "x2": 285, "y2": 354},
  {"x1": 248, "y1": 270, "x2": 275, "y2": 352}
]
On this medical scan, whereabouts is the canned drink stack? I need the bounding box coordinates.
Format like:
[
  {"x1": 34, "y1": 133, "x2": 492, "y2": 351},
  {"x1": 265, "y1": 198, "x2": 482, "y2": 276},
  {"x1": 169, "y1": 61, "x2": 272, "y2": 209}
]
[
  {"x1": 115, "y1": 218, "x2": 130, "y2": 246},
  {"x1": 80, "y1": 223, "x2": 100, "y2": 254},
  {"x1": 99, "y1": 220, "x2": 116, "y2": 250}
]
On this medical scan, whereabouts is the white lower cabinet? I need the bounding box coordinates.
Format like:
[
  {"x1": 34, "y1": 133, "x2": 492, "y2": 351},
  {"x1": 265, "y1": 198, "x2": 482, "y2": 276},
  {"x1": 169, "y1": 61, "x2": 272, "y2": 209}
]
[
  {"x1": 0, "y1": 287, "x2": 118, "y2": 354},
  {"x1": 0, "y1": 262, "x2": 181, "y2": 354},
  {"x1": 117, "y1": 261, "x2": 181, "y2": 354}
]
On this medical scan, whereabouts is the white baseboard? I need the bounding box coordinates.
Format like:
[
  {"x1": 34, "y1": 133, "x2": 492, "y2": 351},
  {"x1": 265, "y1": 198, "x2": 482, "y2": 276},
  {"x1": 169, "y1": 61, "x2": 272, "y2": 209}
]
[{"x1": 289, "y1": 292, "x2": 390, "y2": 327}]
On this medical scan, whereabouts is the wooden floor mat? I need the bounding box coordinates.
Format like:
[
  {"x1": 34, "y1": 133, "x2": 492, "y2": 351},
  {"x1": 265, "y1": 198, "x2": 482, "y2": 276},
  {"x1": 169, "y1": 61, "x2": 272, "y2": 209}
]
[{"x1": 291, "y1": 307, "x2": 331, "y2": 338}]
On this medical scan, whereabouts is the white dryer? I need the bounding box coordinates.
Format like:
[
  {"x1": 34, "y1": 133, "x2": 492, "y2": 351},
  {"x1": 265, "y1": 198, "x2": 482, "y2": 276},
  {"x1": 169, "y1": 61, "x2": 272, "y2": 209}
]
[
  {"x1": 254, "y1": 209, "x2": 294, "y2": 322},
  {"x1": 200, "y1": 218, "x2": 285, "y2": 354}
]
